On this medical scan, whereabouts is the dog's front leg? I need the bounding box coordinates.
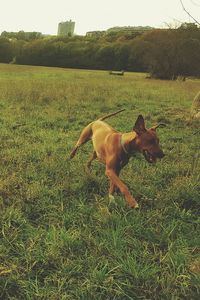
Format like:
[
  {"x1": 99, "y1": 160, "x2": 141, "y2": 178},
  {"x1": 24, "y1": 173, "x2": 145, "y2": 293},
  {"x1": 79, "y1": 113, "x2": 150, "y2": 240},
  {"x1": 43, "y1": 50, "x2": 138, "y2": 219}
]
[
  {"x1": 105, "y1": 166, "x2": 139, "y2": 208},
  {"x1": 109, "y1": 159, "x2": 129, "y2": 196},
  {"x1": 109, "y1": 167, "x2": 120, "y2": 197},
  {"x1": 109, "y1": 180, "x2": 119, "y2": 202}
]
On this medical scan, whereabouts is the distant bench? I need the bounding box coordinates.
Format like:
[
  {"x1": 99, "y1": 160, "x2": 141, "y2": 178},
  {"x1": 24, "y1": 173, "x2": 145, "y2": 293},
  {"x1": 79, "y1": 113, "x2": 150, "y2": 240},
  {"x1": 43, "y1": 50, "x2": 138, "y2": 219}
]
[{"x1": 109, "y1": 70, "x2": 124, "y2": 76}]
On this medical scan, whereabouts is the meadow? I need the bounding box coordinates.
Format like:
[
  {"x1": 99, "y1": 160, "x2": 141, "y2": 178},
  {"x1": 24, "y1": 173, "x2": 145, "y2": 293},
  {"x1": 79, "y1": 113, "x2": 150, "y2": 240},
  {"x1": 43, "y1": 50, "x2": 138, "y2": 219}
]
[{"x1": 0, "y1": 63, "x2": 200, "y2": 299}]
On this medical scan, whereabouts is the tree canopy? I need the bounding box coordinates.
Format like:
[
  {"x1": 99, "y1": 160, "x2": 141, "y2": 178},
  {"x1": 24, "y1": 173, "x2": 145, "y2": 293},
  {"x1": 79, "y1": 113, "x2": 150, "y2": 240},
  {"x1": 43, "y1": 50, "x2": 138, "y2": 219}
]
[{"x1": 0, "y1": 24, "x2": 200, "y2": 79}]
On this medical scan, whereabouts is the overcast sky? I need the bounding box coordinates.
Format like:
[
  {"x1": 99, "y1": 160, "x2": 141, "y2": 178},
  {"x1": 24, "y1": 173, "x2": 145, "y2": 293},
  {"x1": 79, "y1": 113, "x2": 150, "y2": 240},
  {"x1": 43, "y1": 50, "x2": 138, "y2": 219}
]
[{"x1": 0, "y1": 0, "x2": 199, "y2": 35}]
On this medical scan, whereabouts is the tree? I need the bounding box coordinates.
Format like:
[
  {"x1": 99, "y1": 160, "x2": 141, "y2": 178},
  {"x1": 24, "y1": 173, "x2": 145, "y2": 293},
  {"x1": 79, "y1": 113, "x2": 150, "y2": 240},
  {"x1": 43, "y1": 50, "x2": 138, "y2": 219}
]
[
  {"x1": 0, "y1": 38, "x2": 13, "y2": 63},
  {"x1": 95, "y1": 45, "x2": 116, "y2": 70},
  {"x1": 114, "y1": 44, "x2": 130, "y2": 70},
  {"x1": 180, "y1": 0, "x2": 200, "y2": 26},
  {"x1": 137, "y1": 26, "x2": 200, "y2": 79}
]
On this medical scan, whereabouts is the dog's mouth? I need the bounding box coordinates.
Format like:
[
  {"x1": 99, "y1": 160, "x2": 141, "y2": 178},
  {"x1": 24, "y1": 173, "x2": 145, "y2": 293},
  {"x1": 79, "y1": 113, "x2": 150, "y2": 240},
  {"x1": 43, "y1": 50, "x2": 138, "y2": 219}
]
[{"x1": 143, "y1": 150, "x2": 156, "y2": 164}]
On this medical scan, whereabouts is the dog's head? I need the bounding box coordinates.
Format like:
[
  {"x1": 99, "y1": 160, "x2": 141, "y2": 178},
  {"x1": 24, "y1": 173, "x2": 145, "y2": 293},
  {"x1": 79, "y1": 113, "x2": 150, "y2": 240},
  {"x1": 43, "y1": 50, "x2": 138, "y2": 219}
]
[{"x1": 133, "y1": 115, "x2": 165, "y2": 163}]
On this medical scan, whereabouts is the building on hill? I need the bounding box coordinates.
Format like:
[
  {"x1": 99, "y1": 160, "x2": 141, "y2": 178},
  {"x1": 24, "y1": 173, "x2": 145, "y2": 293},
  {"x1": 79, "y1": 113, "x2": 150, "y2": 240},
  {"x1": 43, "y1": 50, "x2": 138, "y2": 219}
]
[
  {"x1": 57, "y1": 20, "x2": 75, "y2": 36},
  {"x1": 107, "y1": 26, "x2": 154, "y2": 34},
  {"x1": 85, "y1": 26, "x2": 154, "y2": 37}
]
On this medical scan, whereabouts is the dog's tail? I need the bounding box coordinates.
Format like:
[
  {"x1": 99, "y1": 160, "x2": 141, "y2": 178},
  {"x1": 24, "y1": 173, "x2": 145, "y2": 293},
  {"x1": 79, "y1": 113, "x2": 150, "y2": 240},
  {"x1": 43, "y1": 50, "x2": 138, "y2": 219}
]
[{"x1": 99, "y1": 109, "x2": 125, "y2": 121}]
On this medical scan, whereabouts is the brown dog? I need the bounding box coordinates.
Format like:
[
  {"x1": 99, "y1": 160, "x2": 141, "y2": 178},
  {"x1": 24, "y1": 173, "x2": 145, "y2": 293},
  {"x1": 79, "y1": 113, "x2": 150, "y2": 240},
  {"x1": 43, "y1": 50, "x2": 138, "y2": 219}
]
[{"x1": 69, "y1": 109, "x2": 165, "y2": 208}]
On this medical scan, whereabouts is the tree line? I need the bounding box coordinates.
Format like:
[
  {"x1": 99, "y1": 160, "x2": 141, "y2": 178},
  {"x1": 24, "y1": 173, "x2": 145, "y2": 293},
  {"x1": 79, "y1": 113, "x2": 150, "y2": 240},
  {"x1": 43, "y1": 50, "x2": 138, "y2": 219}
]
[{"x1": 0, "y1": 23, "x2": 200, "y2": 79}]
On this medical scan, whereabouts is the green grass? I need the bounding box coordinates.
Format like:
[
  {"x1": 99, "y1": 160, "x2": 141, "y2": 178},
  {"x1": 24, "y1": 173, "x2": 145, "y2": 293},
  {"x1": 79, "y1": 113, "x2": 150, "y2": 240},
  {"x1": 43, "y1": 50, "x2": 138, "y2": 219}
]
[{"x1": 0, "y1": 63, "x2": 200, "y2": 299}]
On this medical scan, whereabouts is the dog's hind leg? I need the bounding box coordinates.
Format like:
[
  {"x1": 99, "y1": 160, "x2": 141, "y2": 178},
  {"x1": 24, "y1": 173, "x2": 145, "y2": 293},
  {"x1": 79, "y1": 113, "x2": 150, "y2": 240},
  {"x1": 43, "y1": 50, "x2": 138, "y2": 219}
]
[
  {"x1": 69, "y1": 123, "x2": 93, "y2": 159},
  {"x1": 86, "y1": 151, "x2": 97, "y2": 172}
]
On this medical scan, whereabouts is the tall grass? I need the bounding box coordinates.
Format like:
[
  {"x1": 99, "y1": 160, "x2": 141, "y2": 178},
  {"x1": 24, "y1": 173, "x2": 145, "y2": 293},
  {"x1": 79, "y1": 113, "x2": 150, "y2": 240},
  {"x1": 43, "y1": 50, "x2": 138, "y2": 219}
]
[{"x1": 0, "y1": 64, "x2": 200, "y2": 299}]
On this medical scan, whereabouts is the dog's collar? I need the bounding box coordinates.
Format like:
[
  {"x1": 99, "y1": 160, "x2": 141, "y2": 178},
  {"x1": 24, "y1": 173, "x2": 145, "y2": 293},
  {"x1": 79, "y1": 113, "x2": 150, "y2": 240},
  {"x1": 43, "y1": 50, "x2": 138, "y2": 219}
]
[
  {"x1": 121, "y1": 136, "x2": 129, "y2": 154},
  {"x1": 120, "y1": 132, "x2": 137, "y2": 155}
]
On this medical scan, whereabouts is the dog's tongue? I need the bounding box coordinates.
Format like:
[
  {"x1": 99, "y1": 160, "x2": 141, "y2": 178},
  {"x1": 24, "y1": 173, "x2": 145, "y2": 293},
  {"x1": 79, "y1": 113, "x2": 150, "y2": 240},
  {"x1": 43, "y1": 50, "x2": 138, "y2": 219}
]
[{"x1": 143, "y1": 150, "x2": 156, "y2": 163}]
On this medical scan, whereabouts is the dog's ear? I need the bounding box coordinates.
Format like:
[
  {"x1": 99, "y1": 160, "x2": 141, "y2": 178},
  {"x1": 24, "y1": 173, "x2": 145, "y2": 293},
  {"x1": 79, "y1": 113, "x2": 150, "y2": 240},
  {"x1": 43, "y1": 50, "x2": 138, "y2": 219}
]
[{"x1": 133, "y1": 115, "x2": 146, "y2": 134}]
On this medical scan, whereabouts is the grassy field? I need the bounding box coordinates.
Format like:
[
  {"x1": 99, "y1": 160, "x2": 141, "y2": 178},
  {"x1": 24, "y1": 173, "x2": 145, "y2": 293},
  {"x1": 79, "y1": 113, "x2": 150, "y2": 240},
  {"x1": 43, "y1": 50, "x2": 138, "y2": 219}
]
[{"x1": 0, "y1": 63, "x2": 200, "y2": 299}]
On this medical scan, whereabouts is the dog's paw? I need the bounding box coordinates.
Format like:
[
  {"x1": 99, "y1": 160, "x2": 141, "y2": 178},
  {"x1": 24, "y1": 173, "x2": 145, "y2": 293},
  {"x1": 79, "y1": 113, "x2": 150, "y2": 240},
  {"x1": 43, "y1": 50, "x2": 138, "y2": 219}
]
[
  {"x1": 134, "y1": 203, "x2": 139, "y2": 209},
  {"x1": 109, "y1": 194, "x2": 115, "y2": 201},
  {"x1": 128, "y1": 201, "x2": 139, "y2": 209},
  {"x1": 108, "y1": 194, "x2": 117, "y2": 206}
]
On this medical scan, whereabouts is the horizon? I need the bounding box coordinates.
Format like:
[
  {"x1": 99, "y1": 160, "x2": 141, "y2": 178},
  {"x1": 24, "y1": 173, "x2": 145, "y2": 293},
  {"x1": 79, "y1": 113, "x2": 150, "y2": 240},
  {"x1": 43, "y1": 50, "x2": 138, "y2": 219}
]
[
  {"x1": 0, "y1": 0, "x2": 200, "y2": 36},
  {"x1": 0, "y1": 24, "x2": 163, "y2": 37}
]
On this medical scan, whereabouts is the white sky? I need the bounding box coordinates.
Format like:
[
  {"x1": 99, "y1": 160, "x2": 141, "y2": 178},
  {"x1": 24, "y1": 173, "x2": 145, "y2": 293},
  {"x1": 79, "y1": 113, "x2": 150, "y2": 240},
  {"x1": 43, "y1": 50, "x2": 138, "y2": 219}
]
[{"x1": 0, "y1": 0, "x2": 199, "y2": 35}]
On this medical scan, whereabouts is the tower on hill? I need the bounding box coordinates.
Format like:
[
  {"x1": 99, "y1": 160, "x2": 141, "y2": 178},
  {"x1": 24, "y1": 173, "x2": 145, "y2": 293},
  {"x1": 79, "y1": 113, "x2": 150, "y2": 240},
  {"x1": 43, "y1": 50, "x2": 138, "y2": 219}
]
[{"x1": 57, "y1": 20, "x2": 75, "y2": 36}]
